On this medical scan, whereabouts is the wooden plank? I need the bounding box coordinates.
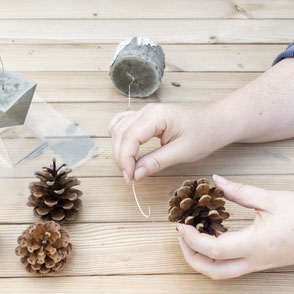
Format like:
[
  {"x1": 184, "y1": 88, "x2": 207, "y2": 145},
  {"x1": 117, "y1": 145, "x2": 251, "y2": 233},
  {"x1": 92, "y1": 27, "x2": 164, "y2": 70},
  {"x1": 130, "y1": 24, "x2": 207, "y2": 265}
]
[
  {"x1": 0, "y1": 20, "x2": 293, "y2": 44},
  {"x1": 0, "y1": 0, "x2": 294, "y2": 19},
  {"x1": 26, "y1": 102, "x2": 294, "y2": 141},
  {"x1": 3, "y1": 174, "x2": 294, "y2": 224},
  {"x1": 1, "y1": 273, "x2": 294, "y2": 294},
  {"x1": 22, "y1": 72, "x2": 259, "y2": 103},
  {"x1": 41, "y1": 102, "x2": 196, "y2": 137},
  {"x1": 0, "y1": 176, "x2": 251, "y2": 223},
  {"x1": 2, "y1": 222, "x2": 294, "y2": 277},
  {"x1": 0, "y1": 137, "x2": 294, "y2": 178},
  {"x1": 0, "y1": 44, "x2": 282, "y2": 72}
]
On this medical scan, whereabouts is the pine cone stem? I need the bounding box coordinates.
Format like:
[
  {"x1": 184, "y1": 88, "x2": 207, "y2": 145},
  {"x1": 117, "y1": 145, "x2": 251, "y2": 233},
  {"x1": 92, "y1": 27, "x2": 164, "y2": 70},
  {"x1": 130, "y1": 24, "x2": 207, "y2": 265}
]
[{"x1": 27, "y1": 158, "x2": 83, "y2": 223}]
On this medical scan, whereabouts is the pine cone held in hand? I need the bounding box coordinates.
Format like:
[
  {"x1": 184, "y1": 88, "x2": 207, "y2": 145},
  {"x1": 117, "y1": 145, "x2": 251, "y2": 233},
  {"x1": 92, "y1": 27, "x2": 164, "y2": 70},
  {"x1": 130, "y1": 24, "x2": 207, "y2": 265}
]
[
  {"x1": 27, "y1": 158, "x2": 82, "y2": 223},
  {"x1": 168, "y1": 178, "x2": 230, "y2": 236},
  {"x1": 15, "y1": 221, "x2": 72, "y2": 275}
]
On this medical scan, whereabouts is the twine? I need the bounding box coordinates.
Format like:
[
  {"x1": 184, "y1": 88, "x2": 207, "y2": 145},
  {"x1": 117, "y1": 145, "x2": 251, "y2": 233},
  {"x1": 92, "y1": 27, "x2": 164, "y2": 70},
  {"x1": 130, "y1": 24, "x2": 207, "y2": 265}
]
[{"x1": 127, "y1": 72, "x2": 151, "y2": 218}]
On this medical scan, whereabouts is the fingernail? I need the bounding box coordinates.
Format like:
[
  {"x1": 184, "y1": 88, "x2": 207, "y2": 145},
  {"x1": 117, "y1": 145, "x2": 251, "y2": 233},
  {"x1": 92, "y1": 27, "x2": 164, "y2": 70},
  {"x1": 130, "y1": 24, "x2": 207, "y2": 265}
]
[
  {"x1": 176, "y1": 223, "x2": 184, "y2": 234},
  {"x1": 122, "y1": 170, "x2": 130, "y2": 184},
  {"x1": 134, "y1": 167, "x2": 147, "y2": 181},
  {"x1": 213, "y1": 174, "x2": 228, "y2": 185}
]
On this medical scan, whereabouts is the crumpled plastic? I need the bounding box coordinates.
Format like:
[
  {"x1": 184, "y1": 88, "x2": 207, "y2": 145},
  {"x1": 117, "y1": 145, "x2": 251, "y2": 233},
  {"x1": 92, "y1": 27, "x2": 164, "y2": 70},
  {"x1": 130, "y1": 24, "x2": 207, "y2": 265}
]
[{"x1": 0, "y1": 93, "x2": 99, "y2": 170}]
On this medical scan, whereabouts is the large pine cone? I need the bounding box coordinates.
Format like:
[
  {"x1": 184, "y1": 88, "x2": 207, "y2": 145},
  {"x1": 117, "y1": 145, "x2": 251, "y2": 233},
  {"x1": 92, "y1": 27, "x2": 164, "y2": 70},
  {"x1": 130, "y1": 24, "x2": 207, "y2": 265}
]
[
  {"x1": 27, "y1": 158, "x2": 82, "y2": 223},
  {"x1": 15, "y1": 221, "x2": 72, "y2": 275},
  {"x1": 168, "y1": 178, "x2": 230, "y2": 236}
]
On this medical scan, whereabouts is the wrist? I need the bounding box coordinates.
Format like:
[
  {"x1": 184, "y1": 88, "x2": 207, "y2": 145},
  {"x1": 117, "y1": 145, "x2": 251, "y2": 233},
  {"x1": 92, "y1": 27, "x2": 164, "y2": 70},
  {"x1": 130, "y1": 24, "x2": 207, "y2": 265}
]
[{"x1": 206, "y1": 100, "x2": 245, "y2": 147}]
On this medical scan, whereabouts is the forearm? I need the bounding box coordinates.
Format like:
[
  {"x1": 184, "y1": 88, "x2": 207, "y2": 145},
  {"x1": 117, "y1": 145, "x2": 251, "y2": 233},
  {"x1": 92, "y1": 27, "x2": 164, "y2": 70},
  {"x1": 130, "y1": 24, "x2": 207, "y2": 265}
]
[{"x1": 213, "y1": 58, "x2": 294, "y2": 143}]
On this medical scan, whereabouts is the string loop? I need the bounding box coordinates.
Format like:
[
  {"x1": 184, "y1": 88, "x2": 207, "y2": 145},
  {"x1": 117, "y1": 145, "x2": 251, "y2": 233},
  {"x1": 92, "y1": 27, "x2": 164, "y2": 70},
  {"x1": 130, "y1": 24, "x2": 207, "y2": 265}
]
[{"x1": 131, "y1": 181, "x2": 151, "y2": 218}]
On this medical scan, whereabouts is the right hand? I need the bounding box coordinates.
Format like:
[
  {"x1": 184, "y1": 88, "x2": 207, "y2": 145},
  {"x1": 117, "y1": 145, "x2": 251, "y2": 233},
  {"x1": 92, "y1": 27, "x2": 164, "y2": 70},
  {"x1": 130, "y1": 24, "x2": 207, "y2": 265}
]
[
  {"x1": 178, "y1": 175, "x2": 294, "y2": 279},
  {"x1": 108, "y1": 103, "x2": 236, "y2": 182}
]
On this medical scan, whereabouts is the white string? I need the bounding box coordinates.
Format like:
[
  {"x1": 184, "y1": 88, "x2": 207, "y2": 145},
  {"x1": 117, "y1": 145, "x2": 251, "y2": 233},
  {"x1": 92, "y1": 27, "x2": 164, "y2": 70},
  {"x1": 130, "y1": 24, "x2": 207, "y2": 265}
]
[
  {"x1": 127, "y1": 72, "x2": 151, "y2": 218},
  {"x1": 126, "y1": 72, "x2": 135, "y2": 111},
  {"x1": 131, "y1": 180, "x2": 151, "y2": 218}
]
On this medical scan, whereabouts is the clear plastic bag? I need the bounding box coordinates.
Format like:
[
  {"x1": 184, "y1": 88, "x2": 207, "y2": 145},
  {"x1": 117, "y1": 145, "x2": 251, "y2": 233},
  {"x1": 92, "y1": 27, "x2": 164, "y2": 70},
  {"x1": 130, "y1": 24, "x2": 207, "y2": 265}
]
[{"x1": 0, "y1": 93, "x2": 99, "y2": 169}]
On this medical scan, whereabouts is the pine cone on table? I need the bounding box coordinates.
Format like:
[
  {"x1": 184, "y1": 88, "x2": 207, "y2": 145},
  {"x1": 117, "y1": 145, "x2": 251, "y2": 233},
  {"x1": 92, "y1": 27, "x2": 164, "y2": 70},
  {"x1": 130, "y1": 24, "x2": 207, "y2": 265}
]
[
  {"x1": 15, "y1": 221, "x2": 72, "y2": 275},
  {"x1": 27, "y1": 158, "x2": 82, "y2": 223},
  {"x1": 168, "y1": 178, "x2": 230, "y2": 236}
]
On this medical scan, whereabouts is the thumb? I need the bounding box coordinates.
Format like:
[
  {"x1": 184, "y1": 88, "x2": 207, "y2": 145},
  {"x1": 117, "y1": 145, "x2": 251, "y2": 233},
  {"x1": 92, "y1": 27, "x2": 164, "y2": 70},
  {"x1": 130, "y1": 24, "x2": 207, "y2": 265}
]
[
  {"x1": 134, "y1": 140, "x2": 186, "y2": 181},
  {"x1": 213, "y1": 175, "x2": 272, "y2": 211}
]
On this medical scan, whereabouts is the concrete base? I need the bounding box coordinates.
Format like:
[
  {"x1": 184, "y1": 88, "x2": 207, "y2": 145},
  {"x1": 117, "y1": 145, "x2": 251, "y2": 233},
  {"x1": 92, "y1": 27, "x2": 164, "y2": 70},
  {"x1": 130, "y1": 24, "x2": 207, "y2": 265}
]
[
  {"x1": 0, "y1": 71, "x2": 37, "y2": 128},
  {"x1": 110, "y1": 37, "x2": 165, "y2": 98}
]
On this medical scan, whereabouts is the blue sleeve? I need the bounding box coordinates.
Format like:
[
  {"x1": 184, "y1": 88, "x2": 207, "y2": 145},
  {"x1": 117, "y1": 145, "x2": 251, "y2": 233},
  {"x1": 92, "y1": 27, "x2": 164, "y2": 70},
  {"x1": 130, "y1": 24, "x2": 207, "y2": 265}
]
[{"x1": 273, "y1": 42, "x2": 294, "y2": 65}]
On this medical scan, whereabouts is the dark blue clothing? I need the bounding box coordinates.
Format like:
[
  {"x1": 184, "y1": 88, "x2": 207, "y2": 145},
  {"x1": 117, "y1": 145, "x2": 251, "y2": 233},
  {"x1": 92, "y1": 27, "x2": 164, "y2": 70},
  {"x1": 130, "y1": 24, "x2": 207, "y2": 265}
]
[{"x1": 273, "y1": 42, "x2": 294, "y2": 65}]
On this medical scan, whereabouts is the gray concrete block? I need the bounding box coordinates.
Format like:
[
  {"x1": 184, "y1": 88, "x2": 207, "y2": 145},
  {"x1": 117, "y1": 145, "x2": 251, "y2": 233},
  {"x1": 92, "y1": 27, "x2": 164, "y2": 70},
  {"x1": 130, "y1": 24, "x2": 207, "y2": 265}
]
[
  {"x1": 110, "y1": 37, "x2": 165, "y2": 98},
  {"x1": 0, "y1": 70, "x2": 37, "y2": 128}
]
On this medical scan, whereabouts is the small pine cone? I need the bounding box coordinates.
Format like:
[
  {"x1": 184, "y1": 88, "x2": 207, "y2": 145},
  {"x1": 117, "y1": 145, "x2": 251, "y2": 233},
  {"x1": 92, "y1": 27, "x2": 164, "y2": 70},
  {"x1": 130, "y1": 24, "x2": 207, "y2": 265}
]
[
  {"x1": 15, "y1": 221, "x2": 72, "y2": 275},
  {"x1": 168, "y1": 178, "x2": 230, "y2": 236},
  {"x1": 27, "y1": 158, "x2": 82, "y2": 223}
]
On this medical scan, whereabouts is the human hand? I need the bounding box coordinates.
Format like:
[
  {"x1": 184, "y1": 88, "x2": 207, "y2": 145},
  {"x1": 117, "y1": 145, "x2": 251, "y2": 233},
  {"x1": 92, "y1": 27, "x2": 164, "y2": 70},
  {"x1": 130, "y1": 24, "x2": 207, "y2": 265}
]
[
  {"x1": 177, "y1": 175, "x2": 294, "y2": 279},
  {"x1": 108, "y1": 104, "x2": 238, "y2": 182}
]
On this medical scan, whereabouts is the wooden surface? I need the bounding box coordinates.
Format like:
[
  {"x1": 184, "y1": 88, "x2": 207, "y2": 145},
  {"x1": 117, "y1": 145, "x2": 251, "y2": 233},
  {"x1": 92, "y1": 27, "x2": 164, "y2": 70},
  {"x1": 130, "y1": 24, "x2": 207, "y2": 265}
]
[{"x1": 0, "y1": 0, "x2": 294, "y2": 292}]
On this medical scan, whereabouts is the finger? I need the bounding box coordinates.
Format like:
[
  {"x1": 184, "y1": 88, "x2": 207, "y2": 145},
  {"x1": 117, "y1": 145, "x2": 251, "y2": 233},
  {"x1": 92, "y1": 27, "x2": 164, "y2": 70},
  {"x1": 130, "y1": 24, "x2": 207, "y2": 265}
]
[
  {"x1": 108, "y1": 111, "x2": 134, "y2": 136},
  {"x1": 213, "y1": 175, "x2": 273, "y2": 211},
  {"x1": 179, "y1": 238, "x2": 248, "y2": 280},
  {"x1": 111, "y1": 112, "x2": 141, "y2": 160},
  {"x1": 134, "y1": 139, "x2": 186, "y2": 181},
  {"x1": 178, "y1": 224, "x2": 253, "y2": 259},
  {"x1": 117, "y1": 119, "x2": 166, "y2": 179}
]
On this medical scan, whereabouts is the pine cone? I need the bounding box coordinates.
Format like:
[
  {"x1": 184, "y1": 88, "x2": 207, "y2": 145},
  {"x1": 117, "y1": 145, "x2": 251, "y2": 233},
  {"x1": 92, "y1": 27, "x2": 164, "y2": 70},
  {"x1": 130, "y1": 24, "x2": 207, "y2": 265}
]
[
  {"x1": 15, "y1": 221, "x2": 72, "y2": 275},
  {"x1": 27, "y1": 158, "x2": 82, "y2": 223},
  {"x1": 168, "y1": 178, "x2": 230, "y2": 236}
]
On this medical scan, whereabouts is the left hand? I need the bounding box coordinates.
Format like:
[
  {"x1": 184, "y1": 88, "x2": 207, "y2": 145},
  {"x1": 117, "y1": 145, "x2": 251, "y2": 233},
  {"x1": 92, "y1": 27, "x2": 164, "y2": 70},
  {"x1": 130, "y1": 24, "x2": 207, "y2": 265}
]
[{"x1": 177, "y1": 175, "x2": 294, "y2": 279}]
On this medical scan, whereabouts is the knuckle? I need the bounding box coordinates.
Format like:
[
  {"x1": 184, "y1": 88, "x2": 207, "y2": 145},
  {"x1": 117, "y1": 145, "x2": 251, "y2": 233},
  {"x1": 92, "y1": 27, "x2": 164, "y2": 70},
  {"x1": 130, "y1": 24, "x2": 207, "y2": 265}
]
[
  {"x1": 148, "y1": 155, "x2": 161, "y2": 173},
  {"x1": 210, "y1": 247, "x2": 223, "y2": 260},
  {"x1": 124, "y1": 129, "x2": 135, "y2": 141}
]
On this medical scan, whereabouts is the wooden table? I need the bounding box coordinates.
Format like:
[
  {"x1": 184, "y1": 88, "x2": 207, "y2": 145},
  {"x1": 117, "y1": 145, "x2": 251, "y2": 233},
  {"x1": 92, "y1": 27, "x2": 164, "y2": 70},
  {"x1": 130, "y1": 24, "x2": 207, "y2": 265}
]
[{"x1": 1, "y1": 0, "x2": 294, "y2": 292}]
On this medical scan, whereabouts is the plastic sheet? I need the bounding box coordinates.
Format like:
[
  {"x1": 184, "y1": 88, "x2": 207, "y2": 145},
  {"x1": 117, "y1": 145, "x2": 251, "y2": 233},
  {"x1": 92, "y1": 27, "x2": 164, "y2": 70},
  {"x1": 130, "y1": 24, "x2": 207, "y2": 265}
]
[{"x1": 0, "y1": 93, "x2": 99, "y2": 169}]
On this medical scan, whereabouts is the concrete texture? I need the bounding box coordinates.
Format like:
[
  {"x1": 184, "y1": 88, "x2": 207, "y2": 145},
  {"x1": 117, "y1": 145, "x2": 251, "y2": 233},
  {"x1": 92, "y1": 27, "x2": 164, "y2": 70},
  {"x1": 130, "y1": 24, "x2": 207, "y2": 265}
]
[
  {"x1": 0, "y1": 70, "x2": 36, "y2": 127},
  {"x1": 110, "y1": 37, "x2": 165, "y2": 98}
]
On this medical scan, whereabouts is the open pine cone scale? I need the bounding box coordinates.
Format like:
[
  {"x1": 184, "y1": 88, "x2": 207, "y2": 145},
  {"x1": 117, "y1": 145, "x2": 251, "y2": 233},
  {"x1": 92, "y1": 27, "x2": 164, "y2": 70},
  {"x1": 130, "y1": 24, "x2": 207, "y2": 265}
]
[
  {"x1": 168, "y1": 178, "x2": 230, "y2": 236},
  {"x1": 15, "y1": 221, "x2": 72, "y2": 275},
  {"x1": 27, "y1": 158, "x2": 82, "y2": 223}
]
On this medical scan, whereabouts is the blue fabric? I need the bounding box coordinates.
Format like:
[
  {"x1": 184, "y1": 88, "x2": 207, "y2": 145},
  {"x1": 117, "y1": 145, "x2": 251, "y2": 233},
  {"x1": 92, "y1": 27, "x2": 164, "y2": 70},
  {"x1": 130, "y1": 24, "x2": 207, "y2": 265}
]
[{"x1": 273, "y1": 42, "x2": 294, "y2": 65}]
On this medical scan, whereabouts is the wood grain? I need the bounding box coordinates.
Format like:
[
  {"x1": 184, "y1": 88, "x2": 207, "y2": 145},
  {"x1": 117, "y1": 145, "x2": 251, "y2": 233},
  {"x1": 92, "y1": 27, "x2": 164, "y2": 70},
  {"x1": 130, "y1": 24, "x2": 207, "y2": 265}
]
[
  {"x1": 1, "y1": 273, "x2": 294, "y2": 294},
  {"x1": 3, "y1": 222, "x2": 294, "y2": 277},
  {"x1": 1, "y1": 0, "x2": 294, "y2": 19},
  {"x1": 3, "y1": 174, "x2": 294, "y2": 224},
  {"x1": 0, "y1": 20, "x2": 293, "y2": 44},
  {"x1": 0, "y1": 176, "x2": 256, "y2": 223},
  {"x1": 22, "y1": 72, "x2": 259, "y2": 103},
  {"x1": 0, "y1": 44, "x2": 282, "y2": 72},
  {"x1": 1, "y1": 0, "x2": 294, "y2": 290},
  {"x1": 0, "y1": 137, "x2": 294, "y2": 178}
]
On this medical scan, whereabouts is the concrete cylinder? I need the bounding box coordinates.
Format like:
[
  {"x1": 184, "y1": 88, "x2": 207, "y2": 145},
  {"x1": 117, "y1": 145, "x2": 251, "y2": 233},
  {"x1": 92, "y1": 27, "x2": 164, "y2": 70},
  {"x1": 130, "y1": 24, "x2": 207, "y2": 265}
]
[{"x1": 109, "y1": 37, "x2": 165, "y2": 98}]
